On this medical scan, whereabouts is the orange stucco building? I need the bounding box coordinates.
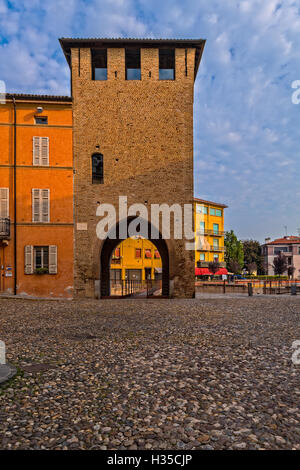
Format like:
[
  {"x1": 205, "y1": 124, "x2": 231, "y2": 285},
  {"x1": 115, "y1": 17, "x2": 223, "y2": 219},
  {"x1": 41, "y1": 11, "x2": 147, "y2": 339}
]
[{"x1": 0, "y1": 94, "x2": 74, "y2": 297}]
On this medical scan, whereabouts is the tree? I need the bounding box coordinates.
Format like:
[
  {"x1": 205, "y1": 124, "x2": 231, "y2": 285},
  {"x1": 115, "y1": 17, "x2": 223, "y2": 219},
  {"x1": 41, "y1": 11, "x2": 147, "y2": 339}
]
[
  {"x1": 288, "y1": 265, "x2": 296, "y2": 279},
  {"x1": 247, "y1": 261, "x2": 257, "y2": 275},
  {"x1": 242, "y1": 240, "x2": 264, "y2": 274},
  {"x1": 224, "y1": 230, "x2": 244, "y2": 271},
  {"x1": 229, "y1": 259, "x2": 242, "y2": 274},
  {"x1": 208, "y1": 260, "x2": 220, "y2": 278},
  {"x1": 273, "y1": 253, "x2": 287, "y2": 276}
]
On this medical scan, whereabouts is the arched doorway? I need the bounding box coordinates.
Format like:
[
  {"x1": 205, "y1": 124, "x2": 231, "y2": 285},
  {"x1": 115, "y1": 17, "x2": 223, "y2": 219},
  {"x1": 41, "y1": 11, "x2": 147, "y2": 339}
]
[{"x1": 100, "y1": 218, "x2": 170, "y2": 298}]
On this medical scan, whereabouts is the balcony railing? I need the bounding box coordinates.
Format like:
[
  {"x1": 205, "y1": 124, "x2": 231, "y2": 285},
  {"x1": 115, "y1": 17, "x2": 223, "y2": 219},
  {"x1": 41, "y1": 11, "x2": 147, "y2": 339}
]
[
  {"x1": 196, "y1": 229, "x2": 225, "y2": 236},
  {"x1": 196, "y1": 261, "x2": 226, "y2": 268},
  {"x1": 0, "y1": 217, "x2": 10, "y2": 239},
  {"x1": 197, "y1": 245, "x2": 226, "y2": 252}
]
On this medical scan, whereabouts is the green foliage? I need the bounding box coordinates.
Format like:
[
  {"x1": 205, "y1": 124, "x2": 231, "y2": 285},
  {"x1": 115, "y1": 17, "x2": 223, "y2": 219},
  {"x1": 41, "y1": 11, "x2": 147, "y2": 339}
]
[
  {"x1": 34, "y1": 267, "x2": 49, "y2": 275},
  {"x1": 242, "y1": 239, "x2": 264, "y2": 274},
  {"x1": 272, "y1": 252, "x2": 287, "y2": 276},
  {"x1": 224, "y1": 230, "x2": 244, "y2": 273}
]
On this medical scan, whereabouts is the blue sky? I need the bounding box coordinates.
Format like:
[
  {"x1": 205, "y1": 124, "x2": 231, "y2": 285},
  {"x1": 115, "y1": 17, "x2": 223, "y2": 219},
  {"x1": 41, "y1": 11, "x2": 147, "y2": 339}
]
[{"x1": 1, "y1": 0, "x2": 300, "y2": 242}]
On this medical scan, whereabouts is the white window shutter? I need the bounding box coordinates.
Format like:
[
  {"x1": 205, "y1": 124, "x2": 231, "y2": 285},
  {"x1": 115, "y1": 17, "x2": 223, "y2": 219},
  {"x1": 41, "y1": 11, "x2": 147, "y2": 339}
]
[
  {"x1": 24, "y1": 245, "x2": 33, "y2": 274},
  {"x1": 41, "y1": 137, "x2": 49, "y2": 166},
  {"x1": 49, "y1": 245, "x2": 57, "y2": 274},
  {"x1": 32, "y1": 189, "x2": 49, "y2": 222},
  {"x1": 33, "y1": 137, "x2": 49, "y2": 166},
  {"x1": 33, "y1": 137, "x2": 41, "y2": 165},
  {"x1": 32, "y1": 189, "x2": 41, "y2": 222},
  {"x1": 0, "y1": 188, "x2": 9, "y2": 218},
  {"x1": 41, "y1": 189, "x2": 50, "y2": 222}
]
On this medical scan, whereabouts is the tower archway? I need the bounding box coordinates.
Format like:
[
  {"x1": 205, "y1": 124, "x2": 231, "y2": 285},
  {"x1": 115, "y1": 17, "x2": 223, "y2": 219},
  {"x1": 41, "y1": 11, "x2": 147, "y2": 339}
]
[{"x1": 100, "y1": 217, "x2": 170, "y2": 297}]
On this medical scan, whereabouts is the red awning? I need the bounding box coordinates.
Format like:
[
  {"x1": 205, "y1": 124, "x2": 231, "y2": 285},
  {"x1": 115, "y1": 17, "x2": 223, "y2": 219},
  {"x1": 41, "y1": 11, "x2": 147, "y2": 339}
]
[{"x1": 195, "y1": 267, "x2": 228, "y2": 276}]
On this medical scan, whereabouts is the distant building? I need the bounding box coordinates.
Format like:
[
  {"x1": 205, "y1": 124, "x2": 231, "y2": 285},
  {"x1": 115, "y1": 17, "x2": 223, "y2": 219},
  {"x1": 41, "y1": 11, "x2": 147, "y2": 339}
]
[
  {"x1": 262, "y1": 236, "x2": 300, "y2": 278},
  {"x1": 194, "y1": 198, "x2": 227, "y2": 276}
]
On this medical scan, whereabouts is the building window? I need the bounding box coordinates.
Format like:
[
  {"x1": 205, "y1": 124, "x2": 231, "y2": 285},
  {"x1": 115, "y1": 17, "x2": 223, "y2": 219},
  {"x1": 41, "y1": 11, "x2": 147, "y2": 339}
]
[
  {"x1": 111, "y1": 247, "x2": 121, "y2": 264},
  {"x1": 159, "y1": 48, "x2": 175, "y2": 80},
  {"x1": 135, "y1": 248, "x2": 141, "y2": 258},
  {"x1": 110, "y1": 269, "x2": 121, "y2": 281},
  {"x1": 216, "y1": 209, "x2": 222, "y2": 217},
  {"x1": 33, "y1": 137, "x2": 49, "y2": 166},
  {"x1": 35, "y1": 116, "x2": 48, "y2": 125},
  {"x1": 213, "y1": 223, "x2": 219, "y2": 234},
  {"x1": 213, "y1": 239, "x2": 219, "y2": 249},
  {"x1": 92, "y1": 153, "x2": 103, "y2": 184},
  {"x1": 214, "y1": 255, "x2": 219, "y2": 261},
  {"x1": 210, "y1": 208, "x2": 215, "y2": 216},
  {"x1": 144, "y1": 249, "x2": 152, "y2": 259},
  {"x1": 92, "y1": 49, "x2": 107, "y2": 80},
  {"x1": 196, "y1": 204, "x2": 207, "y2": 214},
  {"x1": 125, "y1": 48, "x2": 141, "y2": 80},
  {"x1": 25, "y1": 245, "x2": 57, "y2": 274},
  {"x1": 274, "y1": 246, "x2": 288, "y2": 254},
  {"x1": 34, "y1": 246, "x2": 49, "y2": 271},
  {"x1": 200, "y1": 253, "x2": 205, "y2": 261},
  {"x1": 199, "y1": 221, "x2": 205, "y2": 233},
  {"x1": 154, "y1": 250, "x2": 160, "y2": 259},
  {"x1": 32, "y1": 189, "x2": 50, "y2": 223}
]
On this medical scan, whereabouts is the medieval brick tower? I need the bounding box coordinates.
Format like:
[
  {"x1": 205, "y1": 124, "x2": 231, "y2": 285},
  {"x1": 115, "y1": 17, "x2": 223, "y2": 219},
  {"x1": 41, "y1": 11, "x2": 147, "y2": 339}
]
[{"x1": 60, "y1": 38, "x2": 205, "y2": 298}]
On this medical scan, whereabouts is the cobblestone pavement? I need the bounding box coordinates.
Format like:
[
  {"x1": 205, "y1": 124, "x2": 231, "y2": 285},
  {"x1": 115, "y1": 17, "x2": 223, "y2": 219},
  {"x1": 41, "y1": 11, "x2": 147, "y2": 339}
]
[{"x1": 0, "y1": 296, "x2": 299, "y2": 450}]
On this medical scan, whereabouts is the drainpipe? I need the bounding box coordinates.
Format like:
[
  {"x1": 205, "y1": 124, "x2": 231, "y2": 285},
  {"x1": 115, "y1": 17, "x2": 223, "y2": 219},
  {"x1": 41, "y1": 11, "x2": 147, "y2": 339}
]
[{"x1": 12, "y1": 96, "x2": 17, "y2": 295}]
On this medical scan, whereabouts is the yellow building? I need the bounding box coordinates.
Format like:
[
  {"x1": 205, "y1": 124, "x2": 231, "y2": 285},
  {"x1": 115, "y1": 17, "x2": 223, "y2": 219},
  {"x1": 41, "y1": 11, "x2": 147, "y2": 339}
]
[
  {"x1": 194, "y1": 198, "x2": 227, "y2": 273},
  {"x1": 110, "y1": 238, "x2": 162, "y2": 282},
  {"x1": 110, "y1": 198, "x2": 227, "y2": 280}
]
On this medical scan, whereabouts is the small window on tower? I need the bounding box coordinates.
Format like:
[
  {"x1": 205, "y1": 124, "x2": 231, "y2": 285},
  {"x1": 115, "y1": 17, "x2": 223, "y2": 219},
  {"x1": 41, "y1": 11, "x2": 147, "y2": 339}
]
[
  {"x1": 159, "y1": 48, "x2": 175, "y2": 80},
  {"x1": 125, "y1": 48, "x2": 141, "y2": 80},
  {"x1": 92, "y1": 153, "x2": 103, "y2": 184},
  {"x1": 92, "y1": 49, "x2": 107, "y2": 80},
  {"x1": 35, "y1": 116, "x2": 48, "y2": 125}
]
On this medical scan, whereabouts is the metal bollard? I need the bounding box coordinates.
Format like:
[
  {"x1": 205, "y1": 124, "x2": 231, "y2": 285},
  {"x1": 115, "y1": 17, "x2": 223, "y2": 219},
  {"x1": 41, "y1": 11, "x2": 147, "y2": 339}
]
[
  {"x1": 248, "y1": 282, "x2": 253, "y2": 296},
  {"x1": 291, "y1": 284, "x2": 297, "y2": 296},
  {"x1": 263, "y1": 280, "x2": 267, "y2": 295}
]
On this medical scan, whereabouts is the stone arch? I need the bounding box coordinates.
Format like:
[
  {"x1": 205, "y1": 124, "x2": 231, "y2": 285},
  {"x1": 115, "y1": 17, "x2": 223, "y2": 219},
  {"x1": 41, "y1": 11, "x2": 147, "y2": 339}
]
[{"x1": 96, "y1": 216, "x2": 172, "y2": 298}]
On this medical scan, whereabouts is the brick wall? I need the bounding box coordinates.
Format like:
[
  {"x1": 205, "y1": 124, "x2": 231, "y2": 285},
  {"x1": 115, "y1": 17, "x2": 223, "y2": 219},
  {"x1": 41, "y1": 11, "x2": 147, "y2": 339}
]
[{"x1": 71, "y1": 45, "x2": 196, "y2": 298}]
